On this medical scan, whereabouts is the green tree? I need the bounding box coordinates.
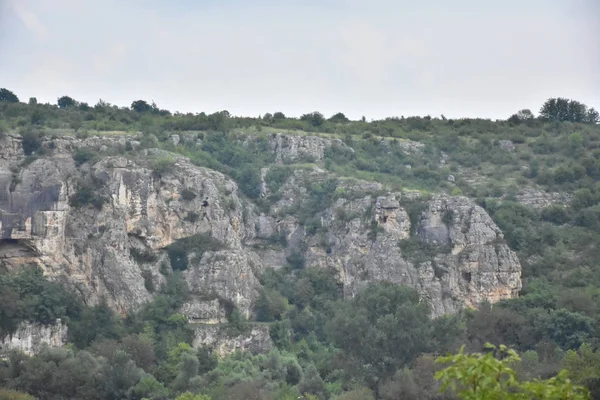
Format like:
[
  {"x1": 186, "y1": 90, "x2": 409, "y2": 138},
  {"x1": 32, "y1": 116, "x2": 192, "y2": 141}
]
[
  {"x1": 297, "y1": 364, "x2": 327, "y2": 400},
  {"x1": 329, "y1": 112, "x2": 350, "y2": 123},
  {"x1": 539, "y1": 98, "x2": 592, "y2": 123},
  {"x1": 175, "y1": 393, "x2": 211, "y2": 400},
  {"x1": 0, "y1": 88, "x2": 19, "y2": 102},
  {"x1": 0, "y1": 266, "x2": 79, "y2": 337},
  {"x1": 334, "y1": 387, "x2": 375, "y2": 399},
  {"x1": 587, "y1": 108, "x2": 599, "y2": 124},
  {"x1": 435, "y1": 344, "x2": 590, "y2": 399},
  {"x1": 68, "y1": 301, "x2": 122, "y2": 348},
  {"x1": 301, "y1": 111, "x2": 325, "y2": 127},
  {"x1": 131, "y1": 375, "x2": 169, "y2": 400},
  {"x1": 132, "y1": 100, "x2": 152, "y2": 113},
  {"x1": 508, "y1": 109, "x2": 534, "y2": 124},
  {"x1": 256, "y1": 288, "x2": 289, "y2": 322},
  {"x1": 538, "y1": 309, "x2": 595, "y2": 350},
  {"x1": 20, "y1": 130, "x2": 42, "y2": 156},
  {"x1": 273, "y1": 111, "x2": 286, "y2": 120},
  {"x1": 57, "y1": 95, "x2": 77, "y2": 109},
  {"x1": 326, "y1": 283, "x2": 433, "y2": 382},
  {"x1": 563, "y1": 344, "x2": 600, "y2": 399}
]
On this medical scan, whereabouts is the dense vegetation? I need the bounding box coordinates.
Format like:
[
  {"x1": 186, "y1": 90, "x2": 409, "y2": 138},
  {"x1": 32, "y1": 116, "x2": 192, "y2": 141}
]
[{"x1": 1, "y1": 88, "x2": 600, "y2": 399}]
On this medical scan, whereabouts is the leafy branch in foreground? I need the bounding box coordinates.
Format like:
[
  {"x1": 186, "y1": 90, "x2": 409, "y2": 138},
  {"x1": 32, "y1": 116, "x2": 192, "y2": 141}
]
[{"x1": 435, "y1": 343, "x2": 590, "y2": 400}]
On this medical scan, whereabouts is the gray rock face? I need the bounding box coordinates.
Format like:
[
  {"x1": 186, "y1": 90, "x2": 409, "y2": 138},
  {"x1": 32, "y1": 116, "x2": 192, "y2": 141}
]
[
  {"x1": 515, "y1": 187, "x2": 572, "y2": 209},
  {"x1": 0, "y1": 134, "x2": 262, "y2": 316},
  {"x1": 260, "y1": 133, "x2": 351, "y2": 164},
  {"x1": 180, "y1": 299, "x2": 227, "y2": 324},
  {"x1": 0, "y1": 319, "x2": 67, "y2": 355},
  {"x1": 397, "y1": 139, "x2": 426, "y2": 154},
  {"x1": 184, "y1": 250, "x2": 263, "y2": 319},
  {"x1": 268, "y1": 172, "x2": 522, "y2": 317},
  {"x1": 192, "y1": 325, "x2": 273, "y2": 357},
  {"x1": 498, "y1": 140, "x2": 516, "y2": 152},
  {"x1": 0, "y1": 133, "x2": 521, "y2": 327},
  {"x1": 170, "y1": 134, "x2": 180, "y2": 146}
]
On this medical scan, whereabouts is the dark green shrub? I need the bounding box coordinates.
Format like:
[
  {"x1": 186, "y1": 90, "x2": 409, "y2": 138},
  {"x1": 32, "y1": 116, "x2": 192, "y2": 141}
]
[
  {"x1": 166, "y1": 234, "x2": 225, "y2": 271},
  {"x1": 73, "y1": 147, "x2": 97, "y2": 166},
  {"x1": 286, "y1": 251, "x2": 306, "y2": 270},
  {"x1": 442, "y1": 209, "x2": 454, "y2": 226},
  {"x1": 256, "y1": 288, "x2": 289, "y2": 322},
  {"x1": 541, "y1": 205, "x2": 570, "y2": 225},
  {"x1": 0, "y1": 266, "x2": 81, "y2": 336},
  {"x1": 130, "y1": 248, "x2": 158, "y2": 263},
  {"x1": 141, "y1": 270, "x2": 155, "y2": 293},
  {"x1": 151, "y1": 155, "x2": 176, "y2": 176},
  {"x1": 398, "y1": 237, "x2": 450, "y2": 263},
  {"x1": 235, "y1": 166, "x2": 262, "y2": 199},
  {"x1": 266, "y1": 165, "x2": 294, "y2": 192},
  {"x1": 21, "y1": 130, "x2": 42, "y2": 155},
  {"x1": 180, "y1": 188, "x2": 196, "y2": 201},
  {"x1": 184, "y1": 212, "x2": 200, "y2": 223},
  {"x1": 69, "y1": 177, "x2": 109, "y2": 210}
]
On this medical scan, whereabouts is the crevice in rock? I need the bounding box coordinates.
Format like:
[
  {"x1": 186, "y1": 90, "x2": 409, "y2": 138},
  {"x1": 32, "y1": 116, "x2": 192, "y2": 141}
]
[{"x1": 462, "y1": 272, "x2": 472, "y2": 283}]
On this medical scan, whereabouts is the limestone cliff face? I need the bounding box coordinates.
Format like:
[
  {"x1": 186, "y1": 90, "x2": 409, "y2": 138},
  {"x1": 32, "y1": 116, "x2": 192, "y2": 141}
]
[
  {"x1": 260, "y1": 169, "x2": 522, "y2": 317},
  {"x1": 0, "y1": 319, "x2": 67, "y2": 355},
  {"x1": 252, "y1": 133, "x2": 348, "y2": 164},
  {"x1": 0, "y1": 133, "x2": 521, "y2": 326},
  {"x1": 192, "y1": 325, "x2": 273, "y2": 357},
  {"x1": 0, "y1": 134, "x2": 261, "y2": 317}
]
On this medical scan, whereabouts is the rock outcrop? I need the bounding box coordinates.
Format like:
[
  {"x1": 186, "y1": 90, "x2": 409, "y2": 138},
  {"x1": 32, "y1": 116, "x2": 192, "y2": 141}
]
[
  {"x1": 0, "y1": 134, "x2": 261, "y2": 316},
  {"x1": 249, "y1": 133, "x2": 351, "y2": 164},
  {"x1": 0, "y1": 319, "x2": 68, "y2": 355},
  {"x1": 515, "y1": 187, "x2": 572, "y2": 209},
  {"x1": 264, "y1": 170, "x2": 522, "y2": 317},
  {"x1": 192, "y1": 325, "x2": 273, "y2": 357},
  {"x1": 0, "y1": 132, "x2": 521, "y2": 326}
]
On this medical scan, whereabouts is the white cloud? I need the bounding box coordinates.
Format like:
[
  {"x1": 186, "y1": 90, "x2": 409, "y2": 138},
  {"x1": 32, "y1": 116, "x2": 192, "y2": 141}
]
[{"x1": 8, "y1": 0, "x2": 47, "y2": 40}]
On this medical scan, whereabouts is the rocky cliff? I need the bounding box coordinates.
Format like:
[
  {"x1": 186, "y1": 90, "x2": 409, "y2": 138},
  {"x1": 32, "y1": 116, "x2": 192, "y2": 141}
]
[
  {"x1": 0, "y1": 319, "x2": 68, "y2": 355},
  {"x1": 259, "y1": 168, "x2": 522, "y2": 316},
  {"x1": 193, "y1": 325, "x2": 273, "y2": 357},
  {"x1": 0, "y1": 132, "x2": 522, "y2": 331}
]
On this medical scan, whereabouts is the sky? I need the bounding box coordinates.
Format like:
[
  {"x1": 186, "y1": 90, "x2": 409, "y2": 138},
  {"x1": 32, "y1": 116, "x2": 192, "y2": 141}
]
[{"x1": 0, "y1": 0, "x2": 599, "y2": 120}]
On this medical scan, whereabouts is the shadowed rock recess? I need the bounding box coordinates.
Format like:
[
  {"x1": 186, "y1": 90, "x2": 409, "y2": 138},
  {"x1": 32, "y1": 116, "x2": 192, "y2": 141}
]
[{"x1": 0, "y1": 133, "x2": 521, "y2": 349}]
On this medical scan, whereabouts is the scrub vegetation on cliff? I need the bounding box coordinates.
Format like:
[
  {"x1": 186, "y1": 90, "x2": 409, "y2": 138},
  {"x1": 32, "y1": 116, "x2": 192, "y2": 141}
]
[{"x1": 1, "y1": 89, "x2": 600, "y2": 399}]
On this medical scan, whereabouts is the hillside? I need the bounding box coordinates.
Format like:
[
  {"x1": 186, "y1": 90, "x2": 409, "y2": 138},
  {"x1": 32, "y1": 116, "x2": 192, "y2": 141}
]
[{"x1": 1, "y1": 92, "x2": 600, "y2": 399}]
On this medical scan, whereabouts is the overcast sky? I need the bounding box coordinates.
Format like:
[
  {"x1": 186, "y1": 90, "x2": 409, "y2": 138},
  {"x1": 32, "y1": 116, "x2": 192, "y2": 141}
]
[{"x1": 0, "y1": 0, "x2": 598, "y2": 120}]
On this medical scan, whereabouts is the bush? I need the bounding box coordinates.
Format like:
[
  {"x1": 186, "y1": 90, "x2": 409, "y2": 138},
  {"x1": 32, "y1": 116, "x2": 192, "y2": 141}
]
[
  {"x1": 166, "y1": 234, "x2": 225, "y2": 271},
  {"x1": 256, "y1": 288, "x2": 289, "y2": 322},
  {"x1": 286, "y1": 251, "x2": 306, "y2": 270},
  {"x1": 235, "y1": 166, "x2": 262, "y2": 199},
  {"x1": 69, "y1": 177, "x2": 109, "y2": 210},
  {"x1": 0, "y1": 266, "x2": 81, "y2": 336},
  {"x1": 541, "y1": 205, "x2": 570, "y2": 225},
  {"x1": 180, "y1": 188, "x2": 196, "y2": 201},
  {"x1": 184, "y1": 212, "x2": 200, "y2": 223},
  {"x1": 73, "y1": 147, "x2": 97, "y2": 166},
  {"x1": 266, "y1": 165, "x2": 294, "y2": 192},
  {"x1": 130, "y1": 248, "x2": 158, "y2": 263},
  {"x1": 0, "y1": 120, "x2": 8, "y2": 138},
  {"x1": 141, "y1": 270, "x2": 155, "y2": 292},
  {"x1": 20, "y1": 130, "x2": 42, "y2": 155},
  {"x1": 151, "y1": 155, "x2": 176, "y2": 176},
  {"x1": 398, "y1": 237, "x2": 450, "y2": 263}
]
